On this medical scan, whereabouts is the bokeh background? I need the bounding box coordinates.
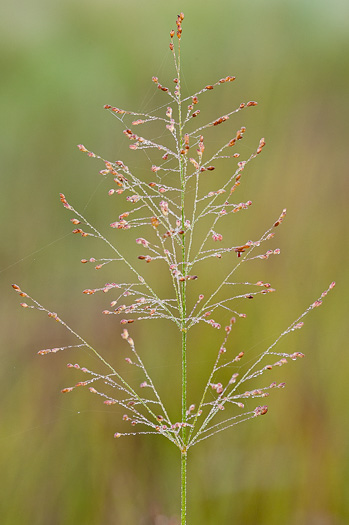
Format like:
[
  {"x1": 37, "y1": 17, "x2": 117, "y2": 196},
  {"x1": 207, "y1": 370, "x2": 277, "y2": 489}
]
[{"x1": 1, "y1": 1, "x2": 348, "y2": 524}]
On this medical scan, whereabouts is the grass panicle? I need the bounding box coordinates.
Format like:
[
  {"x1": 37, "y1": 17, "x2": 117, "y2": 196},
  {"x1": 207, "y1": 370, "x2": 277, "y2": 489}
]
[{"x1": 13, "y1": 13, "x2": 335, "y2": 525}]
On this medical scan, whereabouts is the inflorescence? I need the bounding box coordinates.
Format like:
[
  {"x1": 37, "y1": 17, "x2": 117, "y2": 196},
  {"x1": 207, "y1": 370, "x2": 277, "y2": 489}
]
[{"x1": 13, "y1": 13, "x2": 335, "y2": 451}]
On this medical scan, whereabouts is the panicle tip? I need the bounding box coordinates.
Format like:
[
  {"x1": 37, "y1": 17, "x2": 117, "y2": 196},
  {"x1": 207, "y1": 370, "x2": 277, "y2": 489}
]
[
  {"x1": 176, "y1": 12, "x2": 184, "y2": 39},
  {"x1": 59, "y1": 193, "x2": 72, "y2": 210},
  {"x1": 254, "y1": 405, "x2": 268, "y2": 416},
  {"x1": 61, "y1": 387, "x2": 74, "y2": 394},
  {"x1": 274, "y1": 208, "x2": 287, "y2": 227},
  {"x1": 12, "y1": 284, "x2": 28, "y2": 298}
]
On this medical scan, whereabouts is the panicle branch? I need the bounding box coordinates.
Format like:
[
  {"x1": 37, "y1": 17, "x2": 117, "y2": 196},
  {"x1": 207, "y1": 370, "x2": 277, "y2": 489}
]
[{"x1": 186, "y1": 281, "x2": 335, "y2": 447}]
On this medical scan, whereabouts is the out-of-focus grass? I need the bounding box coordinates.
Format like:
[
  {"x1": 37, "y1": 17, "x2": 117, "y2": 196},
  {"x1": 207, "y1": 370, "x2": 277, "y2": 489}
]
[{"x1": 1, "y1": 1, "x2": 348, "y2": 524}]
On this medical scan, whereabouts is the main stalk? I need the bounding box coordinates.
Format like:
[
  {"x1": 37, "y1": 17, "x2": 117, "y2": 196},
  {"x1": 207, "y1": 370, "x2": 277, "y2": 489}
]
[{"x1": 176, "y1": 23, "x2": 188, "y2": 525}]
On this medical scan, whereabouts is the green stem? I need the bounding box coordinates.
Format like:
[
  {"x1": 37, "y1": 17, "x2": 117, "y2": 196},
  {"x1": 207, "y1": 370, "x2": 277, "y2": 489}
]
[
  {"x1": 181, "y1": 324, "x2": 187, "y2": 434},
  {"x1": 177, "y1": 31, "x2": 188, "y2": 524},
  {"x1": 179, "y1": 42, "x2": 188, "y2": 525},
  {"x1": 181, "y1": 448, "x2": 187, "y2": 525},
  {"x1": 176, "y1": 36, "x2": 187, "y2": 441}
]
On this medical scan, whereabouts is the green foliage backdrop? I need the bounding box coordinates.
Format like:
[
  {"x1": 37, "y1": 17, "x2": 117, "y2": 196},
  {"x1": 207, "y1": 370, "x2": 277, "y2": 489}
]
[{"x1": 1, "y1": 1, "x2": 348, "y2": 524}]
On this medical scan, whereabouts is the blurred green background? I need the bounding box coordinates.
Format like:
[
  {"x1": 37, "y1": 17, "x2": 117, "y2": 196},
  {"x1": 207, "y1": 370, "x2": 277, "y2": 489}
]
[{"x1": 1, "y1": 0, "x2": 348, "y2": 524}]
